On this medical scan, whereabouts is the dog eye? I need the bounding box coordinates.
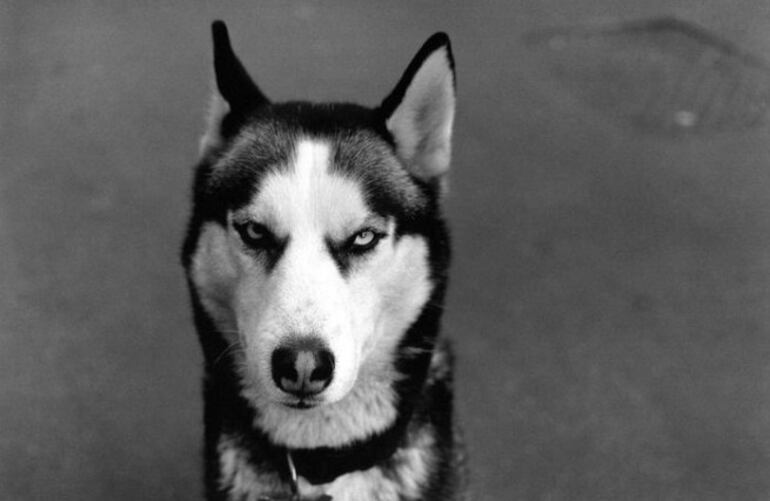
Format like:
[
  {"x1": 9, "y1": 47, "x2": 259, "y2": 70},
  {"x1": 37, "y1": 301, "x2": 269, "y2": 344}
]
[
  {"x1": 348, "y1": 229, "x2": 383, "y2": 252},
  {"x1": 235, "y1": 222, "x2": 272, "y2": 247},
  {"x1": 354, "y1": 230, "x2": 375, "y2": 246}
]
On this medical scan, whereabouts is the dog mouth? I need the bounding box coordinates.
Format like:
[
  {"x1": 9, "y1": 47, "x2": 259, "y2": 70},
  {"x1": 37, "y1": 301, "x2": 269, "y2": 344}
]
[{"x1": 283, "y1": 399, "x2": 321, "y2": 410}]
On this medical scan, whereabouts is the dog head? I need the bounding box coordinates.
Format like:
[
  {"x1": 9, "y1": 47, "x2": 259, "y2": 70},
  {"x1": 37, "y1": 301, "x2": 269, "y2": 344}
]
[{"x1": 185, "y1": 21, "x2": 455, "y2": 447}]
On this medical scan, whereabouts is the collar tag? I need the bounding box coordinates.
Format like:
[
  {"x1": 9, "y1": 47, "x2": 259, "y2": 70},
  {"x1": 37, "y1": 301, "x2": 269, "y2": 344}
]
[{"x1": 258, "y1": 451, "x2": 333, "y2": 501}]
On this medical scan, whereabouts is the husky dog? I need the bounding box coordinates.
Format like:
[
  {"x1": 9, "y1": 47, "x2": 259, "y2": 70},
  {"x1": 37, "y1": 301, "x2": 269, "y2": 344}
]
[{"x1": 182, "y1": 20, "x2": 465, "y2": 501}]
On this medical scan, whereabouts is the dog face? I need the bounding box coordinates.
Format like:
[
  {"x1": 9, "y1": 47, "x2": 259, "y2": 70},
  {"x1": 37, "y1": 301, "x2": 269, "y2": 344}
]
[{"x1": 186, "y1": 22, "x2": 455, "y2": 447}]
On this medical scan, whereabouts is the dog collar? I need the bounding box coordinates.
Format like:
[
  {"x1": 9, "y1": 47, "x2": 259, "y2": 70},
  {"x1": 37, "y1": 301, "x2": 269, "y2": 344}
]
[
  {"x1": 281, "y1": 415, "x2": 408, "y2": 486},
  {"x1": 259, "y1": 431, "x2": 405, "y2": 501}
]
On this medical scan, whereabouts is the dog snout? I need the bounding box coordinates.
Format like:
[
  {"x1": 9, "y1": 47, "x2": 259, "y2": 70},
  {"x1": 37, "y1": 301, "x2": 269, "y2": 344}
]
[{"x1": 271, "y1": 337, "x2": 335, "y2": 398}]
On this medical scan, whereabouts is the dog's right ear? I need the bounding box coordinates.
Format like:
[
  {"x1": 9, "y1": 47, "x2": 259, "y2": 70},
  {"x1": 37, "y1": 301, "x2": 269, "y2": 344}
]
[
  {"x1": 379, "y1": 33, "x2": 455, "y2": 187},
  {"x1": 200, "y1": 21, "x2": 269, "y2": 155}
]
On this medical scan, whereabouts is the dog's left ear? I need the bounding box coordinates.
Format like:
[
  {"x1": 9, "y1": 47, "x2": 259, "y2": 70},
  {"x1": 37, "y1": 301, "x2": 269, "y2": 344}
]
[{"x1": 380, "y1": 33, "x2": 456, "y2": 184}]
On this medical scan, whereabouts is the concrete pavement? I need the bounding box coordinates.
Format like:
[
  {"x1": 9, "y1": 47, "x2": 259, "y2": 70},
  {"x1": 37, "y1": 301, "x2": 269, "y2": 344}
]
[{"x1": 2, "y1": 1, "x2": 770, "y2": 499}]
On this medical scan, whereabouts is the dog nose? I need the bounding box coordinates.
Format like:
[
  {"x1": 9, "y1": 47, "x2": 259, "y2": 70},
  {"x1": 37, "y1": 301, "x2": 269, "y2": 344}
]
[{"x1": 271, "y1": 338, "x2": 335, "y2": 397}]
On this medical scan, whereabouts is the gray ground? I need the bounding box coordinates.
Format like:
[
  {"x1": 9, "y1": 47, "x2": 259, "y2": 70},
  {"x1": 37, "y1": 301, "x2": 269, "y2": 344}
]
[{"x1": 2, "y1": 1, "x2": 770, "y2": 500}]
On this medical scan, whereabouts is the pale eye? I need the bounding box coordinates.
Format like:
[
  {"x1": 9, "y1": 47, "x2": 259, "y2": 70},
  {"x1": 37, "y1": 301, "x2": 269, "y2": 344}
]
[
  {"x1": 245, "y1": 223, "x2": 265, "y2": 241},
  {"x1": 346, "y1": 228, "x2": 384, "y2": 254},
  {"x1": 234, "y1": 221, "x2": 273, "y2": 248},
  {"x1": 353, "y1": 230, "x2": 376, "y2": 247}
]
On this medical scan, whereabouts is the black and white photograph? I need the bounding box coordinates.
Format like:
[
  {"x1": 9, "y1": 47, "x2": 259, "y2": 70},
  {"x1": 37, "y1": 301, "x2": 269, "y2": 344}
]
[{"x1": 2, "y1": 2, "x2": 769, "y2": 500}]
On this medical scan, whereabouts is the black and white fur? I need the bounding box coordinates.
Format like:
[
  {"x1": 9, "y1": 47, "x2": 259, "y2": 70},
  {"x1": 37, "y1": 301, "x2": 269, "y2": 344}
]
[{"x1": 182, "y1": 21, "x2": 466, "y2": 501}]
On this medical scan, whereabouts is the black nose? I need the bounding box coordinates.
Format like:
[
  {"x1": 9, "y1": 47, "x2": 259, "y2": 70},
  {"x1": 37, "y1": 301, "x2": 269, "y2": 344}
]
[{"x1": 271, "y1": 338, "x2": 335, "y2": 398}]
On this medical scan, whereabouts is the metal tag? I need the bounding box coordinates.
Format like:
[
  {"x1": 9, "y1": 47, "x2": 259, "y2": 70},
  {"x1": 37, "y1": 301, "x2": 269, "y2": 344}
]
[{"x1": 257, "y1": 452, "x2": 333, "y2": 501}]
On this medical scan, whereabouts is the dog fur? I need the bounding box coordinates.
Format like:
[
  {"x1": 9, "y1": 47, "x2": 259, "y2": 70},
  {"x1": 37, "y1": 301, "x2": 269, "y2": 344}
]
[{"x1": 182, "y1": 21, "x2": 466, "y2": 501}]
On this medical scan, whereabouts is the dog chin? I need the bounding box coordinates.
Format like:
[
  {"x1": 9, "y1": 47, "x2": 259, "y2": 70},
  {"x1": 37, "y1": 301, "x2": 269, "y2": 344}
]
[{"x1": 283, "y1": 400, "x2": 317, "y2": 410}]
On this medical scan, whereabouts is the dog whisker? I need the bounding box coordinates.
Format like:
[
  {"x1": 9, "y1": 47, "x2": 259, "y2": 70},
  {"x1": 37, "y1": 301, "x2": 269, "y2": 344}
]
[{"x1": 213, "y1": 339, "x2": 244, "y2": 367}]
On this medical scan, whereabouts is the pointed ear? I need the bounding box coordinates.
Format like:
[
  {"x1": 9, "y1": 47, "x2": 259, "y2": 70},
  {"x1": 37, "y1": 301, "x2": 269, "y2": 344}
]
[
  {"x1": 200, "y1": 21, "x2": 269, "y2": 155},
  {"x1": 380, "y1": 33, "x2": 456, "y2": 183},
  {"x1": 211, "y1": 20, "x2": 268, "y2": 112}
]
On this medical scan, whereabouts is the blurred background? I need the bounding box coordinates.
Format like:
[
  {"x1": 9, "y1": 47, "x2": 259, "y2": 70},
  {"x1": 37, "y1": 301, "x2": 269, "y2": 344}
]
[{"x1": 2, "y1": 1, "x2": 770, "y2": 499}]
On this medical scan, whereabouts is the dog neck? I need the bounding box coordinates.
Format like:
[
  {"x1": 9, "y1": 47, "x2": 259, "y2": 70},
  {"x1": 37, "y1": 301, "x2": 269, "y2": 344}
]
[{"x1": 252, "y1": 407, "x2": 414, "y2": 485}]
